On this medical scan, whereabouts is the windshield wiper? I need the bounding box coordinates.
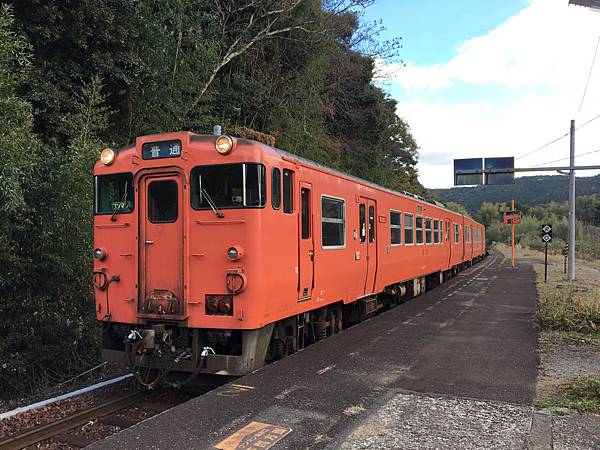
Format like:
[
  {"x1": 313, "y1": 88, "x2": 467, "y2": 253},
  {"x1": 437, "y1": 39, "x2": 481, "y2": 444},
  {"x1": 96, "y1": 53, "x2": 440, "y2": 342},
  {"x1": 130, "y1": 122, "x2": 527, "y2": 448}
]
[
  {"x1": 198, "y1": 174, "x2": 224, "y2": 218},
  {"x1": 110, "y1": 181, "x2": 128, "y2": 222},
  {"x1": 202, "y1": 187, "x2": 224, "y2": 218}
]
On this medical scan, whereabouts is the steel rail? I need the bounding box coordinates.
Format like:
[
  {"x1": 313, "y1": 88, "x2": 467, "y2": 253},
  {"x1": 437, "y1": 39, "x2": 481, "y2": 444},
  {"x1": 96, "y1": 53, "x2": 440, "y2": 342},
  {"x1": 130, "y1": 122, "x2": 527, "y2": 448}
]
[
  {"x1": 0, "y1": 374, "x2": 133, "y2": 421},
  {"x1": 0, "y1": 390, "x2": 152, "y2": 450}
]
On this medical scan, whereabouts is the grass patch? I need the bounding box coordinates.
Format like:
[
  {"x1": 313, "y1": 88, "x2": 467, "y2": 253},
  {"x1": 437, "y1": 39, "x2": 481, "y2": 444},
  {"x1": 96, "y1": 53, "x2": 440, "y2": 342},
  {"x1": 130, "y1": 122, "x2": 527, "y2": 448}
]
[
  {"x1": 535, "y1": 376, "x2": 600, "y2": 414},
  {"x1": 536, "y1": 284, "x2": 600, "y2": 333},
  {"x1": 562, "y1": 377, "x2": 600, "y2": 414},
  {"x1": 523, "y1": 249, "x2": 600, "y2": 333}
]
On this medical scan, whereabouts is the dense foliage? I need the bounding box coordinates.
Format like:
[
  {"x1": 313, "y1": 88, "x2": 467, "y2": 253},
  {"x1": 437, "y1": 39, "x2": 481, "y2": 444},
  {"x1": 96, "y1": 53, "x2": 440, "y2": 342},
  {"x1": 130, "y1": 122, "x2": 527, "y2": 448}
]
[{"x1": 0, "y1": 1, "x2": 424, "y2": 398}]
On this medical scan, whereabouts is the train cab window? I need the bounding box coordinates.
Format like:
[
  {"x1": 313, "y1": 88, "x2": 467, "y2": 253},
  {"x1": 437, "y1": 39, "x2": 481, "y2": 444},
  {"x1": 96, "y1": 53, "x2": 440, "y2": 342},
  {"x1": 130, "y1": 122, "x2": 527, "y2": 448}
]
[
  {"x1": 368, "y1": 206, "x2": 375, "y2": 243},
  {"x1": 95, "y1": 173, "x2": 134, "y2": 215},
  {"x1": 415, "y1": 216, "x2": 424, "y2": 244},
  {"x1": 283, "y1": 169, "x2": 294, "y2": 213},
  {"x1": 425, "y1": 218, "x2": 432, "y2": 244},
  {"x1": 404, "y1": 213, "x2": 414, "y2": 245},
  {"x1": 191, "y1": 163, "x2": 265, "y2": 210},
  {"x1": 433, "y1": 220, "x2": 440, "y2": 244},
  {"x1": 301, "y1": 188, "x2": 310, "y2": 239},
  {"x1": 465, "y1": 225, "x2": 471, "y2": 243},
  {"x1": 454, "y1": 223, "x2": 460, "y2": 243},
  {"x1": 321, "y1": 196, "x2": 345, "y2": 248},
  {"x1": 271, "y1": 168, "x2": 281, "y2": 210},
  {"x1": 148, "y1": 180, "x2": 178, "y2": 223},
  {"x1": 359, "y1": 204, "x2": 366, "y2": 243},
  {"x1": 390, "y1": 210, "x2": 402, "y2": 245}
]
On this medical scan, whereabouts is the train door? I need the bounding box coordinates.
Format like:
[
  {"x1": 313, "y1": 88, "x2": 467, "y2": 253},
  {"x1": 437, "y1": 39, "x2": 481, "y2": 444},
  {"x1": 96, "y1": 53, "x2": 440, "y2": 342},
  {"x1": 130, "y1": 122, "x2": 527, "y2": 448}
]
[
  {"x1": 364, "y1": 199, "x2": 378, "y2": 294},
  {"x1": 139, "y1": 174, "x2": 184, "y2": 317},
  {"x1": 298, "y1": 182, "x2": 314, "y2": 301}
]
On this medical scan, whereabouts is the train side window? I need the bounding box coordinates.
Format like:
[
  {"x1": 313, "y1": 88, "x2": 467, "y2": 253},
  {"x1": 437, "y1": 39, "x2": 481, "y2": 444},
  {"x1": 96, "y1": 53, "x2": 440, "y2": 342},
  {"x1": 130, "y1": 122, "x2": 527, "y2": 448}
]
[
  {"x1": 465, "y1": 225, "x2": 471, "y2": 243},
  {"x1": 148, "y1": 180, "x2": 178, "y2": 223},
  {"x1": 272, "y1": 168, "x2": 281, "y2": 210},
  {"x1": 425, "y1": 218, "x2": 432, "y2": 244},
  {"x1": 390, "y1": 210, "x2": 402, "y2": 245},
  {"x1": 433, "y1": 220, "x2": 440, "y2": 244},
  {"x1": 454, "y1": 223, "x2": 460, "y2": 243},
  {"x1": 283, "y1": 169, "x2": 293, "y2": 213},
  {"x1": 359, "y1": 204, "x2": 366, "y2": 243},
  {"x1": 368, "y1": 205, "x2": 375, "y2": 243},
  {"x1": 415, "y1": 216, "x2": 424, "y2": 244},
  {"x1": 244, "y1": 164, "x2": 266, "y2": 207},
  {"x1": 301, "y1": 188, "x2": 310, "y2": 239},
  {"x1": 474, "y1": 227, "x2": 481, "y2": 242},
  {"x1": 322, "y1": 196, "x2": 345, "y2": 248},
  {"x1": 404, "y1": 213, "x2": 414, "y2": 245}
]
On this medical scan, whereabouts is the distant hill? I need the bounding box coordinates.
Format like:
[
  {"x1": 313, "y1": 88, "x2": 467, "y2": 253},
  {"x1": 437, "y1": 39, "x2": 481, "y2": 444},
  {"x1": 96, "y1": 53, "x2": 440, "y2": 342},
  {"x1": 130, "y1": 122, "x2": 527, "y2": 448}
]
[{"x1": 429, "y1": 175, "x2": 600, "y2": 213}]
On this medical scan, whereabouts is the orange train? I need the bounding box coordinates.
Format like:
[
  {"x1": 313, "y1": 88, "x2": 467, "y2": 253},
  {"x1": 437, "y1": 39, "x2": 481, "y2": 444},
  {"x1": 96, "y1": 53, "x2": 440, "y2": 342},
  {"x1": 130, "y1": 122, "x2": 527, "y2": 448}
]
[{"x1": 93, "y1": 131, "x2": 486, "y2": 385}]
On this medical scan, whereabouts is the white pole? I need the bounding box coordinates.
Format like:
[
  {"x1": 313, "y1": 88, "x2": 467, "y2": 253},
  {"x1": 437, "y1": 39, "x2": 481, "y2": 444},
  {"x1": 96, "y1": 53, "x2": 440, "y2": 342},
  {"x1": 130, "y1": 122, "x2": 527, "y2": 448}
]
[{"x1": 568, "y1": 119, "x2": 576, "y2": 280}]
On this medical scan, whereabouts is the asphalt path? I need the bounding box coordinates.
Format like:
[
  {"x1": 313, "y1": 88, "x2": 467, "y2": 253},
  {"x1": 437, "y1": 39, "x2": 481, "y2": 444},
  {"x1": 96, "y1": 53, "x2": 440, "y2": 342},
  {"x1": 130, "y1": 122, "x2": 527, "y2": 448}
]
[{"x1": 90, "y1": 251, "x2": 539, "y2": 449}]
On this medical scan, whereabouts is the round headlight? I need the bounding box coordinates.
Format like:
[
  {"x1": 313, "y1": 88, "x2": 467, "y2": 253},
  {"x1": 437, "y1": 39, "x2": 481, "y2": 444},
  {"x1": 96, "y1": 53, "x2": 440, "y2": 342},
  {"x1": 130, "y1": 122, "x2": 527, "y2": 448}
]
[
  {"x1": 227, "y1": 247, "x2": 239, "y2": 260},
  {"x1": 94, "y1": 248, "x2": 107, "y2": 260},
  {"x1": 215, "y1": 135, "x2": 233, "y2": 155},
  {"x1": 100, "y1": 148, "x2": 116, "y2": 165}
]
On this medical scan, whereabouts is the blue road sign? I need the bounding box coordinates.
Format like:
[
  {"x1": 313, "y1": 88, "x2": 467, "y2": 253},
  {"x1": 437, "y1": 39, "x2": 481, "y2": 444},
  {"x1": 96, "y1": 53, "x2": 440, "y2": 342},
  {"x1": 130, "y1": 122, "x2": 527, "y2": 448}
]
[
  {"x1": 454, "y1": 158, "x2": 483, "y2": 186},
  {"x1": 484, "y1": 157, "x2": 514, "y2": 185}
]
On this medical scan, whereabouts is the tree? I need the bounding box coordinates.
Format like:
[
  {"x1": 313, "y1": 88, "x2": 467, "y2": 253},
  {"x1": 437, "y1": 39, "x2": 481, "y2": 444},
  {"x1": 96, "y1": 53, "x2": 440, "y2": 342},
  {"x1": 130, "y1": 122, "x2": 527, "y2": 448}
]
[{"x1": 446, "y1": 202, "x2": 470, "y2": 216}]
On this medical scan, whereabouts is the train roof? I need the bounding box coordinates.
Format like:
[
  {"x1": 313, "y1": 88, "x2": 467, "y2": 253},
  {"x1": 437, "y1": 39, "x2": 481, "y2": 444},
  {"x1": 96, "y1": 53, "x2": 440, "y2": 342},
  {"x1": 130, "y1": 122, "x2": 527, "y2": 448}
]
[
  {"x1": 116, "y1": 132, "x2": 478, "y2": 223},
  {"x1": 257, "y1": 139, "x2": 473, "y2": 221}
]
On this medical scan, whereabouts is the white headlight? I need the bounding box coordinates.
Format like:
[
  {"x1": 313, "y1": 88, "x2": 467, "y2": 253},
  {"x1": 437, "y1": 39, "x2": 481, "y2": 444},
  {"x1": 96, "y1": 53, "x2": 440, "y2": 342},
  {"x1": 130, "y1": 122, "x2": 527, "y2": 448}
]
[
  {"x1": 215, "y1": 135, "x2": 233, "y2": 155},
  {"x1": 100, "y1": 148, "x2": 116, "y2": 165}
]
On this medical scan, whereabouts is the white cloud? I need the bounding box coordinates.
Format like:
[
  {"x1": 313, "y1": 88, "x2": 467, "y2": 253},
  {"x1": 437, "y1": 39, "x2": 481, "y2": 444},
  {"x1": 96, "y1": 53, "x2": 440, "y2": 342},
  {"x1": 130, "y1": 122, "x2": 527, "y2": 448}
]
[{"x1": 383, "y1": 0, "x2": 600, "y2": 188}]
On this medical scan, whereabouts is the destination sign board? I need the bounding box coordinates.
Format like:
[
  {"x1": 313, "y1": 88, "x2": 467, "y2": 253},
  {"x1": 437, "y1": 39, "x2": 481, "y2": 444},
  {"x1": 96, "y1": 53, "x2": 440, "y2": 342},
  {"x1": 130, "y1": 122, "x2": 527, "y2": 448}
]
[{"x1": 142, "y1": 139, "x2": 182, "y2": 160}]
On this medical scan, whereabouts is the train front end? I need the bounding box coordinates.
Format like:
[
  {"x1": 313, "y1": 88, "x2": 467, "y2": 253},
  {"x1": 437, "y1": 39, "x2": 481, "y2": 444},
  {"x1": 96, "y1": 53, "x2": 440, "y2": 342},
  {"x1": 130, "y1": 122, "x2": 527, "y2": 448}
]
[{"x1": 93, "y1": 131, "x2": 272, "y2": 386}]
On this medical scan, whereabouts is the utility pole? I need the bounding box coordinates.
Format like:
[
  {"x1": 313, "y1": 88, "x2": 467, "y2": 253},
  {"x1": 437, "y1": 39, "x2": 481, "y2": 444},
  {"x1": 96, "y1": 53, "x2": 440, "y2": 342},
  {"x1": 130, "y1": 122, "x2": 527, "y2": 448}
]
[
  {"x1": 568, "y1": 120, "x2": 576, "y2": 280},
  {"x1": 511, "y1": 199, "x2": 515, "y2": 268}
]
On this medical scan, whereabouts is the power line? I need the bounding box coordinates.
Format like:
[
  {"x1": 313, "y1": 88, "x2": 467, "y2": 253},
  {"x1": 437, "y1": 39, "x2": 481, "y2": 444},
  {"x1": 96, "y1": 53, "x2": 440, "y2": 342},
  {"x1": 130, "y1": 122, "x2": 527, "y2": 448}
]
[
  {"x1": 515, "y1": 131, "x2": 569, "y2": 161},
  {"x1": 515, "y1": 111, "x2": 600, "y2": 161},
  {"x1": 534, "y1": 148, "x2": 600, "y2": 167},
  {"x1": 578, "y1": 35, "x2": 600, "y2": 114},
  {"x1": 576, "y1": 110, "x2": 600, "y2": 130}
]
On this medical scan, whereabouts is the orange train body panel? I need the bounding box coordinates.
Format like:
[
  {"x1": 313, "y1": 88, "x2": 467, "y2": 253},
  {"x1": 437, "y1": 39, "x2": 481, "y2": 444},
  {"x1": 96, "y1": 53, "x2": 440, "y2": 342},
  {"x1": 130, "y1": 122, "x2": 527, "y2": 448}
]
[{"x1": 93, "y1": 131, "x2": 486, "y2": 376}]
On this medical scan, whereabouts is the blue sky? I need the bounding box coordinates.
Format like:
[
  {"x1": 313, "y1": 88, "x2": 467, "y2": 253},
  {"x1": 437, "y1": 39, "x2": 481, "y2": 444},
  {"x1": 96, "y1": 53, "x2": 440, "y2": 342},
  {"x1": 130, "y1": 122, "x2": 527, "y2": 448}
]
[
  {"x1": 363, "y1": 0, "x2": 600, "y2": 188},
  {"x1": 364, "y1": 0, "x2": 529, "y2": 66}
]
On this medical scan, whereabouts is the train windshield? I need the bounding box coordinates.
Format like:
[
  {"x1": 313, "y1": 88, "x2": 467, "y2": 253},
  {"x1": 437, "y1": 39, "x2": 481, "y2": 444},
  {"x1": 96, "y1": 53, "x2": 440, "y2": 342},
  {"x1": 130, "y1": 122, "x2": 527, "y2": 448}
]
[
  {"x1": 191, "y1": 163, "x2": 266, "y2": 210},
  {"x1": 95, "y1": 173, "x2": 134, "y2": 215}
]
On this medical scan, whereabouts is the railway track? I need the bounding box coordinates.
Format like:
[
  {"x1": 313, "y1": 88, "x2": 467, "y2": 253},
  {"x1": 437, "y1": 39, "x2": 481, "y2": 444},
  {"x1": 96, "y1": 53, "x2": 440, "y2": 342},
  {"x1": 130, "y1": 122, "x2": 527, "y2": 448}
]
[
  {"x1": 0, "y1": 387, "x2": 205, "y2": 450},
  {"x1": 0, "y1": 390, "x2": 153, "y2": 450}
]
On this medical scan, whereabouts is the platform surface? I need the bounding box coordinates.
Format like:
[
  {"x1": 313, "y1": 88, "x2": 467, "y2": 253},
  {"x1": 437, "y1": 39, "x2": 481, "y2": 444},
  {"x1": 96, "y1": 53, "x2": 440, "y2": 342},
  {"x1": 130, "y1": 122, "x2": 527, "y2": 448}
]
[{"x1": 90, "y1": 253, "x2": 553, "y2": 449}]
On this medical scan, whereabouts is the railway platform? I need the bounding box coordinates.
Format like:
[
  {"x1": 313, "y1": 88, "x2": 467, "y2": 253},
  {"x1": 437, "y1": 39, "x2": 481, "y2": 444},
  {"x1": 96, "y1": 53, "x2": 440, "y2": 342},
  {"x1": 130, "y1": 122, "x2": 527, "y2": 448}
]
[{"x1": 89, "y1": 252, "x2": 597, "y2": 449}]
